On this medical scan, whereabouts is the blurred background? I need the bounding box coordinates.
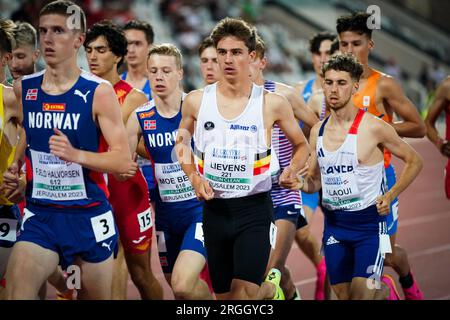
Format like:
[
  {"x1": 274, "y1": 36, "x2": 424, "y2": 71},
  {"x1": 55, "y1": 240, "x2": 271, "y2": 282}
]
[{"x1": 1, "y1": 0, "x2": 449, "y2": 115}]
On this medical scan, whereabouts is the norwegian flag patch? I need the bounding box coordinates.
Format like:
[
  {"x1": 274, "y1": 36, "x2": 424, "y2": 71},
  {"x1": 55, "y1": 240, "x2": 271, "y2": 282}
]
[
  {"x1": 25, "y1": 88, "x2": 38, "y2": 100},
  {"x1": 144, "y1": 120, "x2": 156, "y2": 130}
]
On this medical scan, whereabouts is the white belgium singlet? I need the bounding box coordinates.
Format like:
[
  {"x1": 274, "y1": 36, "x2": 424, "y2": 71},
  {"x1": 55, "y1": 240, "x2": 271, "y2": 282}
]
[
  {"x1": 193, "y1": 83, "x2": 272, "y2": 199},
  {"x1": 317, "y1": 110, "x2": 386, "y2": 211}
]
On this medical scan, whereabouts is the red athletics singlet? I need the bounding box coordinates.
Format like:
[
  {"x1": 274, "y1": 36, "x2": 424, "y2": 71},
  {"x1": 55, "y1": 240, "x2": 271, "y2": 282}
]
[{"x1": 102, "y1": 80, "x2": 153, "y2": 254}]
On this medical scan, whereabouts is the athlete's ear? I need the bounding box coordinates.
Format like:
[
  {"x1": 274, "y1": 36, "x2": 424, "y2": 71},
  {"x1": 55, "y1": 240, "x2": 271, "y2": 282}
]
[
  {"x1": 260, "y1": 56, "x2": 268, "y2": 70},
  {"x1": 353, "y1": 81, "x2": 359, "y2": 94},
  {"x1": 368, "y1": 38, "x2": 374, "y2": 51},
  {"x1": 33, "y1": 49, "x2": 40, "y2": 63},
  {"x1": 1, "y1": 52, "x2": 11, "y2": 66},
  {"x1": 74, "y1": 32, "x2": 85, "y2": 50},
  {"x1": 178, "y1": 66, "x2": 184, "y2": 81},
  {"x1": 249, "y1": 50, "x2": 256, "y2": 62}
]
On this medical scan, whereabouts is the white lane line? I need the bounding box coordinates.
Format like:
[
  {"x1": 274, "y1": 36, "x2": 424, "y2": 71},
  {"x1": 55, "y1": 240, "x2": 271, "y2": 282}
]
[
  {"x1": 399, "y1": 211, "x2": 450, "y2": 228},
  {"x1": 409, "y1": 243, "x2": 450, "y2": 259}
]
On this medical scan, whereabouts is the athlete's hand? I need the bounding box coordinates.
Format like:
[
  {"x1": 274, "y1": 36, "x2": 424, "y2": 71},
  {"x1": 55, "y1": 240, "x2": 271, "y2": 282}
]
[
  {"x1": 191, "y1": 173, "x2": 214, "y2": 201},
  {"x1": 279, "y1": 165, "x2": 303, "y2": 190},
  {"x1": 1, "y1": 163, "x2": 25, "y2": 203},
  {"x1": 49, "y1": 128, "x2": 80, "y2": 162},
  {"x1": 376, "y1": 193, "x2": 392, "y2": 216},
  {"x1": 115, "y1": 153, "x2": 138, "y2": 181}
]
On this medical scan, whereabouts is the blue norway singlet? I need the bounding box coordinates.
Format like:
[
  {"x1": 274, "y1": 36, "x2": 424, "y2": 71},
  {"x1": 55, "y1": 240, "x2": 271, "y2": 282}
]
[
  {"x1": 22, "y1": 70, "x2": 109, "y2": 209},
  {"x1": 120, "y1": 72, "x2": 152, "y2": 100},
  {"x1": 135, "y1": 97, "x2": 201, "y2": 213}
]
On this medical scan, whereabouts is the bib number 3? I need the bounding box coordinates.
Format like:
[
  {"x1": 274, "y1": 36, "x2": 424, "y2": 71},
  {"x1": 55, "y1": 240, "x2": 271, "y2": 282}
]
[{"x1": 90, "y1": 211, "x2": 116, "y2": 242}]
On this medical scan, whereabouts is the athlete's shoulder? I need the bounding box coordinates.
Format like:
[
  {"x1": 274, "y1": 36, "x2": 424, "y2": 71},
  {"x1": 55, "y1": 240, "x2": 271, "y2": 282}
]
[
  {"x1": 274, "y1": 81, "x2": 295, "y2": 96},
  {"x1": 80, "y1": 70, "x2": 110, "y2": 86},
  {"x1": 1, "y1": 84, "x2": 16, "y2": 108},
  {"x1": 135, "y1": 99, "x2": 155, "y2": 113},
  {"x1": 21, "y1": 69, "x2": 45, "y2": 82},
  {"x1": 184, "y1": 88, "x2": 204, "y2": 104}
]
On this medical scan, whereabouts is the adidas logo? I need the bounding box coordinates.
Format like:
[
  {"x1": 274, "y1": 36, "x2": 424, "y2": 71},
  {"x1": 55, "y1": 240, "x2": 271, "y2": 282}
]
[{"x1": 326, "y1": 236, "x2": 340, "y2": 245}]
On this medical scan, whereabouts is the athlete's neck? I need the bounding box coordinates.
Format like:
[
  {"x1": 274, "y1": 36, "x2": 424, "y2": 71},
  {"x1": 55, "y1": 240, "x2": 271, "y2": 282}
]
[
  {"x1": 154, "y1": 88, "x2": 183, "y2": 118},
  {"x1": 313, "y1": 74, "x2": 324, "y2": 91},
  {"x1": 126, "y1": 63, "x2": 148, "y2": 81},
  {"x1": 42, "y1": 60, "x2": 81, "y2": 94},
  {"x1": 360, "y1": 64, "x2": 374, "y2": 80},
  {"x1": 253, "y1": 72, "x2": 264, "y2": 86},
  {"x1": 218, "y1": 78, "x2": 253, "y2": 99},
  {"x1": 101, "y1": 69, "x2": 121, "y2": 87},
  {"x1": 329, "y1": 103, "x2": 359, "y2": 127}
]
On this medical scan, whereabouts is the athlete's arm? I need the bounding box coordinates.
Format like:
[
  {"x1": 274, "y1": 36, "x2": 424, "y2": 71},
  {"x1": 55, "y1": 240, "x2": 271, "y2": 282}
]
[
  {"x1": 378, "y1": 76, "x2": 426, "y2": 138},
  {"x1": 175, "y1": 90, "x2": 213, "y2": 200},
  {"x1": 298, "y1": 122, "x2": 322, "y2": 193},
  {"x1": 371, "y1": 116, "x2": 423, "y2": 214},
  {"x1": 269, "y1": 93, "x2": 311, "y2": 189},
  {"x1": 277, "y1": 83, "x2": 319, "y2": 128},
  {"x1": 425, "y1": 77, "x2": 450, "y2": 157},
  {"x1": 136, "y1": 137, "x2": 149, "y2": 159},
  {"x1": 125, "y1": 109, "x2": 142, "y2": 155},
  {"x1": 121, "y1": 89, "x2": 148, "y2": 124},
  {"x1": 49, "y1": 83, "x2": 137, "y2": 175}
]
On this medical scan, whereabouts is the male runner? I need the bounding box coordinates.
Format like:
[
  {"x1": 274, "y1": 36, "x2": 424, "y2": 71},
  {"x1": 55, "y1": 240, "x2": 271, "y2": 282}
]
[
  {"x1": 84, "y1": 20, "x2": 162, "y2": 300},
  {"x1": 176, "y1": 18, "x2": 310, "y2": 300},
  {"x1": 3, "y1": 0, "x2": 137, "y2": 300},
  {"x1": 198, "y1": 36, "x2": 221, "y2": 85},
  {"x1": 122, "y1": 20, "x2": 155, "y2": 205},
  {"x1": 0, "y1": 20, "x2": 22, "y2": 300},
  {"x1": 126, "y1": 43, "x2": 212, "y2": 300},
  {"x1": 294, "y1": 31, "x2": 336, "y2": 300},
  {"x1": 337, "y1": 12, "x2": 426, "y2": 299},
  {"x1": 425, "y1": 76, "x2": 450, "y2": 199},
  {"x1": 295, "y1": 54, "x2": 422, "y2": 299},
  {"x1": 249, "y1": 34, "x2": 318, "y2": 300}
]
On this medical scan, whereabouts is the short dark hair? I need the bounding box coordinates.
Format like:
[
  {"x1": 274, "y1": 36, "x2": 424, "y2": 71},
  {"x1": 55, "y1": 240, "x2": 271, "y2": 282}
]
[
  {"x1": 329, "y1": 39, "x2": 340, "y2": 56},
  {"x1": 309, "y1": 31, "x2": 336, "y2": 54},
  {"x1": 0, "y1": 19, "x2": 16, "y2": 54},
  {"x1": 123, "y1": 20, "x2": 154, "y2": 45},
  {"x1": 198, "y1": 36, "x2": 214, "y2": 57},
  {"x1": 336, "y1": 12, "x2": 373, "y2": 38},
  {"x1": 210, "y1": 17, "x2": 256, "y2": 52},
  {"x1": 322, "y1": 54, "x2": 363, "y2": 82},
  {"x1": 85, "y1": 20, "x2": 128, "y2": 69},
  {"x1": 39, "y1": 0, "x2": 86, "y2": 33},
  {"x1": 255, "y1": 34, "x2": 265, "y2": 59}
]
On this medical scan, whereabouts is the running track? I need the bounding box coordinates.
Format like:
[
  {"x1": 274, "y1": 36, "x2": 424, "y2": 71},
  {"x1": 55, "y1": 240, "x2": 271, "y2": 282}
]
[{"x1": 46, "y1": 138, "x2": 449, "y2": 300}]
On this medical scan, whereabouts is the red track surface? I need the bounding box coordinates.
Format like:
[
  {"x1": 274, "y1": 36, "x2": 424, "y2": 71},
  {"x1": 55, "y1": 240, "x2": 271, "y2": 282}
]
[{"x1": 46, "y1": 138, "x2": 449, "y2": 300}]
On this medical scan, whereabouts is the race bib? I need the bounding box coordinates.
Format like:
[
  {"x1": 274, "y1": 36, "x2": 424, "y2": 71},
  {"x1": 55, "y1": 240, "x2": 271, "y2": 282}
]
[
  {"x1": 322, "y1": 173, "x2": 362, "y2": 210},
  {"x1": 154, "y1": 163, "x2": 196, "y2": 202},
  {"x1": 0, "y1": 218, "x2": 17, "y2": 242},
  {"x1": 137, "y1": 208, "x2": 153, "y2": 232},
  {"x1": 90, "y1": 210, "x2": 116, "y2": 243},
  {"x1": 30, "y1": 149, "x2": 87, "y2": 201},
  {"x1": 203, "y1": 145, "x2": 254, "y2": 192}
]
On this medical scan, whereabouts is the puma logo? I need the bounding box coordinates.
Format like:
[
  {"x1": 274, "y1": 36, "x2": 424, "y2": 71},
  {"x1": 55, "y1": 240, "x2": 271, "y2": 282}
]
[
  {"x1": 101, "y1": 240, "x2": 113, "y2": 251},
  {"x1": 74, "y1": 89, "x2": 90, "y2": 103},
  {"x1": 132, "y1": 236, "x2": 146, "y2": 244}
]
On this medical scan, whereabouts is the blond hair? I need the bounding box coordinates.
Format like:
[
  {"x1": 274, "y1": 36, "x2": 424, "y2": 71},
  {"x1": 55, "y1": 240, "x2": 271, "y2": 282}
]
[{"x1": 148, "y1": 43, "x2": 183, "y2": 70}]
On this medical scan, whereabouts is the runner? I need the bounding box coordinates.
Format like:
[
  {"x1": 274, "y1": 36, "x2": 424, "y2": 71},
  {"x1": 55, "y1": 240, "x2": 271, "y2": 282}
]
[
  {"x1": 336, "y1": 12, "x2": 426, "y2": 299},
  {"x1": 176, "y1": 18, "x2": 310, "y2": 300},
  {"x1": 249, "y1": 34, "x2": 318, "y2": 300},
  {"x1": 122, "y1": 20, "x2": 155, "y2": 212},
  {"x1": 0, "y1": 19, "x2": 22, "y2": 300},
  {"x1": 294, "y1": 31, "x2": 336, "y2": 300},
  {"x1": 198, "y1": 36, "x2": 221, "y2": 85},
  {"x1": 126, "y1": 43, "x2": 213, "y2": 299},
  {"x1": 425, "y1": 76, "x2": 450, "y2": 199},
  {"x1": 84, "y1": 20, "x2": 162, "y2": 300},
  {"x1": 295, "y1": 54, "x2": 422, "y2": 299},
  {"x1": 3, "y1": 0, "x2": 137, "y2": 299}
]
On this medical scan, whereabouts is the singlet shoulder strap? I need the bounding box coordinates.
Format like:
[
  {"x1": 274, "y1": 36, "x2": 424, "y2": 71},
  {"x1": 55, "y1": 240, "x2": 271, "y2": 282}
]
[
  {"x1": 120, "y1": 72, "x2": 127, "y2": 80},
  {"x1": 349, "y1": 109, "x2": 365, "y2": 135},
  {"x1": 318, "y1": 115, "x2": 330, "y2": 137}
]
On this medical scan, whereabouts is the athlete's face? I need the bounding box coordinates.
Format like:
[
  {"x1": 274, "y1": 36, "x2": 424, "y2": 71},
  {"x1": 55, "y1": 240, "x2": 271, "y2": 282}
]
[
  {"x1": 85, "y1": 36, "x2": 121, "y2": 78},
  {"x1": 249, "y1": 55, "x2": 267, "y2": 82},
  {"x1": 338, "y1": 31, "x2": 373, "y2": 66},
  {"x1": 216, "y1": 36, "x2": 256, "y2": 81},
  {"x1": 323, "y1": 69, "x2": 359, "y2": 111},
  {"x1": 199, "y1": 46, "x2": 221, "y2": 85},
  {"x1": 312, "y1": 39, "x2": 332, "y2": 76},
  {"x1": 124, "y1": 29, "x2": 151, "y2": 68},
  {"x1": 148, "y1": 54, "x2": 182, "y2": 98},
  {"x1": 38, "y1": 14, "x2": 84, "y2": 67},
  {"x1": 8, "y1": 45, "x2": 39, "y2": 79}
]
